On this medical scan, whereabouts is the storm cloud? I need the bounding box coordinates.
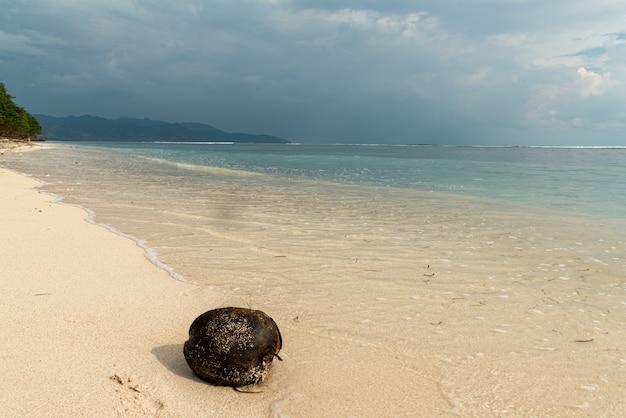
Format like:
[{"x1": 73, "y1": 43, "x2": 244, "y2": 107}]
[{"x1": 2, "y1": 0, "x2": 625, "y2": 144}]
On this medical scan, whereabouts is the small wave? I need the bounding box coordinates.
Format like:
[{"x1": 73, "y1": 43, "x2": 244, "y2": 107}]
[
  {"x1": 151, "y1": 141, "x2": 235, "y2": 145},
  {"x1": 174, "y1": 162, "x2": 264, "y2": 177},
  {"x1": 138, "y1": 156, "x2": 264, "y2": 177}
]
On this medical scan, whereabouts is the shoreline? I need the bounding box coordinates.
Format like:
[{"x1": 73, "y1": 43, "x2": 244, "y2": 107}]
[
  {"x1": 0, "y1": 167, "x2": 199, "y2": 415},
  {"x1": 0, "y1": 167, "x2": 441, "y2": 417},
  {"x1": 0, "y1": 167, "x2": 284, "y2": 417}
]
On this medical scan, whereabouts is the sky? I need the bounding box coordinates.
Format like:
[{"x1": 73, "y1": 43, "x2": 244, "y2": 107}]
[{"x1": 1, "y1": 0, "x2": 626, "y2": 145}]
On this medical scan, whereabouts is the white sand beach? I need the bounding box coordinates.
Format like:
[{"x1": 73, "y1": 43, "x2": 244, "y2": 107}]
[
  {"x1": 0, "y1": 165, "x2": 443, "y2": 417},
  {"x1": 2, "y1": 147, "x2": 625, "y2": 416}
]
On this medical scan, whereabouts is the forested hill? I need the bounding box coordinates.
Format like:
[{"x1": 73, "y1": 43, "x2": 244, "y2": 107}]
[
  {"x1": 0, "y1": 83, "x2": 41, "y2": 139},
  {"x1": 36, "y1": 115, "x2": 290, "y2": 144}
]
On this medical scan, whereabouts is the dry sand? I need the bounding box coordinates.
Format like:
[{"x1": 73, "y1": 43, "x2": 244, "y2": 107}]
[{"x1": 0, "y1": 165, "x2": 442, "y2": 417}]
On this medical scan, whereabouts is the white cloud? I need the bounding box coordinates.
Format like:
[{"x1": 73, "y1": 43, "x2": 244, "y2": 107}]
[
  {"x1": 270, "y1": 7, "x2": 436, "y2": 43},
  {"x1": 577, "y1": 67, "x2": 611, "y2": 96},
  {"x1": 525, "y1": 65, "x2": 619, "y2": 133},
  {"x1": 318, "y1": 8, "x2": 429, "y2": 35}
]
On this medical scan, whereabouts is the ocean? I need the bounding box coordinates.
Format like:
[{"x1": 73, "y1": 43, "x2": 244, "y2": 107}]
[
  {"x1": 11, "y1": 142, "x2": 626, "y2": 214},
  {"x1": 2, "y1": 142, "x2": 626, "y2": 413}
]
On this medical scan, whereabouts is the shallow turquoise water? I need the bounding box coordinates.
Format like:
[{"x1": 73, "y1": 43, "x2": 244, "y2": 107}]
[{"x1": 47, "y1": 142, "x2": 626, "y2": 219}]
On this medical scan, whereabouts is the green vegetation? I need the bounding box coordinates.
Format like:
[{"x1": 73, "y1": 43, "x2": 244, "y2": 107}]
[{"x1": 0, "y1": 82, "x2": 41, "y2": 140}]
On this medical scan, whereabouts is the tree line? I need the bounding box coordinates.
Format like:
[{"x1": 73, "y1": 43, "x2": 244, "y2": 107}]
[{"x1": 0, "y1": 82, "x2": 41, "y2": 140}]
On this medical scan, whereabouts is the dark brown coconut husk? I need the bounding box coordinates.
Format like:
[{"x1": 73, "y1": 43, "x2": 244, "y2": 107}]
[{"x1": 184, "y1": 307, "x2": 282, "y2": 387}]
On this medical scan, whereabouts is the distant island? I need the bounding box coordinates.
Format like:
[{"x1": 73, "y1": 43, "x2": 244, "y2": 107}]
[{"x1": 36, "y1": 114, "x2": 290, "y2": 144}]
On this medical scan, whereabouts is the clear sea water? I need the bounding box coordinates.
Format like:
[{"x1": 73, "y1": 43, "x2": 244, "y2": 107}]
[
  {"x1": 15, "y1": 142, "x2": 626, "y2": 216},
  {"x1": 3, "y1": 142, "x2": 626, "y2": 413},
  {"x1": 101, "y1": 142, "x2": 626, "y2": 220},
  {"x1": 3, "y1": 141, "x2": 626, "y2": 282}
]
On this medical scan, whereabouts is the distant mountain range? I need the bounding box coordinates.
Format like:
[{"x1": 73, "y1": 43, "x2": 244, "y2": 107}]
[{"x1": 35, "y1": 115, "x2": 290, "y2": 144}]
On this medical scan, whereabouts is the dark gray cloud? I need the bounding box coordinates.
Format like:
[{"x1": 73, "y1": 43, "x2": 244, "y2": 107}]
[{"x1": 1, "y1": 0, "x2": 625, "y2": 144}]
